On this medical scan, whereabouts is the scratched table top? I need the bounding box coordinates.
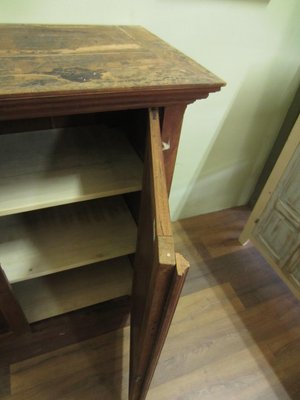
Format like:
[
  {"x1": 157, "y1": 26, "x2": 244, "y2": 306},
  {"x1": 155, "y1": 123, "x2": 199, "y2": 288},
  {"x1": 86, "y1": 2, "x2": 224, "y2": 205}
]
[{"x1": 0, "y1": 24, "x2": 225, "y2": 119}]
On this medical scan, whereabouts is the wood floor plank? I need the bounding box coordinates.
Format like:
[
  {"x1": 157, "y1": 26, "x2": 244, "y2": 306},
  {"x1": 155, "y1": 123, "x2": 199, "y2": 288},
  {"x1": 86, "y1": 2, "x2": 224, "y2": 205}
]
[
  {"x1": 0, "y1": 365, "x2": 10, "y2": 398},
  {"x1": 1, "y1": 207, "x2": 300, "y2": 400},
  {"x1": 8, "y1": 281, "x2": 300, "y2": 400},
  {"x1": 172, "y1": 206, "x2": 251, "y2": 260},
  {"x1": 148, "y1": 348, "x2": 292, "y2": 400},
  {"x1": 10, "y1": 327, "x2": 130, "y2": 400}
]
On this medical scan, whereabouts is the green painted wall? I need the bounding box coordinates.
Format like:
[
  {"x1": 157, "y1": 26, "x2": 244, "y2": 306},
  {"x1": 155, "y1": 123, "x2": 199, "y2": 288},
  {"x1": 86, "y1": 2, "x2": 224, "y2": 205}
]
[{"x1": 1, "y1": 0, "x2": 299, "y2": 220}]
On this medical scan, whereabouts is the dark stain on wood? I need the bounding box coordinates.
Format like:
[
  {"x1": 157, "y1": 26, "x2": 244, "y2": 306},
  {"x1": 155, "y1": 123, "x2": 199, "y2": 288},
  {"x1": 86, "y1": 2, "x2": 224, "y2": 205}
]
[
  {"x1": 0, "y1": 25, "x2": 225, "y2": 120},
  {"x1": 20, "y1": 78, "x2": 55, "y2": 88},
  {"x1": 49, "y1": 67, "x2": 101, "y2": 83}
]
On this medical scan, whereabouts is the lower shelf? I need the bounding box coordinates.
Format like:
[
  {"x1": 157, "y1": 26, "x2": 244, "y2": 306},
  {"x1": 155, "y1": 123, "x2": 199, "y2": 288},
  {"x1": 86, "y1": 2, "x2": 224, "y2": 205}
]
[
  {"x1": 0, "y1": 196, "x2": 137, "y2": 283},
  {"x1": 12, "y1": 257, "x2": 133, "y2": 323}
]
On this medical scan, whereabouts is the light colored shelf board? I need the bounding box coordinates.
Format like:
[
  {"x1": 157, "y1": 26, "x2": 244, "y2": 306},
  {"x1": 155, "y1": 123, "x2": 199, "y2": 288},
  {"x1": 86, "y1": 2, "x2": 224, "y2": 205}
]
[
  {"x1": 0, "y1": 124, "x2": 143, "y2": 217},
  {"x1": 0, "y1": 197, "x2": 137, "y2": 283},
  {"x1": 12, "y1": 257, "x2": 133, "y2": 323}
]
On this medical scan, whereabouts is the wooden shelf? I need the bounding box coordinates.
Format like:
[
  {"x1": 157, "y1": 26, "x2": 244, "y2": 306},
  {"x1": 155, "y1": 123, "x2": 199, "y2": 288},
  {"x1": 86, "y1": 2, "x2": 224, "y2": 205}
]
[
  {"x1": 12, "y1": 257, "x2": 132, "y2": 323},
  {"x1": 0, "y1": 197, "x2": 137, "y2": 283},
  {"x1": 0, "y1": 124, "x2": 143, "y2": 216}
]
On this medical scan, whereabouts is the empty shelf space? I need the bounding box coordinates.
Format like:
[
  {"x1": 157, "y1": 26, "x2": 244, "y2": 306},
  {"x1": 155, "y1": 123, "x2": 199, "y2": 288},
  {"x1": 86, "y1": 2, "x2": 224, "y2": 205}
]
[
  {"x1": 0, "y1": 124, "x2": 143, "y2": 216},
  {"x1": 12, "y1": 257, "x2": 133, "y2": 323},
  {"x1": 0, "y1": 196, "x2": 137, "y2": 283}
]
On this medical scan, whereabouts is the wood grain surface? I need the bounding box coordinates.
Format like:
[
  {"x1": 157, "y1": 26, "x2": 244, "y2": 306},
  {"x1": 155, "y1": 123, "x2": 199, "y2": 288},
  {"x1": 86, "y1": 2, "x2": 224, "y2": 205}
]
[
  {"x1": 0, "y1": 124, "x2": 142, "y2": 216},
  {"x1": 0, "y1": 25, "x2": 225, "y2": 119},
  {"x1": 129, "y1": 109, "x2": 188, "y2": 400},
  {"x1": 12, "y1": 257, "x2": 133, "y2": 323},
  {"x1": 0, "y1": 197, "x2": 137, "y2": 283}
]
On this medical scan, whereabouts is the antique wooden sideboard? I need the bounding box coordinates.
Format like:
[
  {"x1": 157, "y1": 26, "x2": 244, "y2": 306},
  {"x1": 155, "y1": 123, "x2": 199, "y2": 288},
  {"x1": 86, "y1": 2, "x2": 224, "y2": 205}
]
[{"x1": 0, "y1": 25, "x2": 224, "y2": 400}]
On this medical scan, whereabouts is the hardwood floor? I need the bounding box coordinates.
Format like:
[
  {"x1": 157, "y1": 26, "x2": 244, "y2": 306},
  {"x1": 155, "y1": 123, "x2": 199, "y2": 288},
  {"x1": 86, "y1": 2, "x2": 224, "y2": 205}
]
[{"x1": 1, "y1": 207, "x2": 300, "y2": 399}]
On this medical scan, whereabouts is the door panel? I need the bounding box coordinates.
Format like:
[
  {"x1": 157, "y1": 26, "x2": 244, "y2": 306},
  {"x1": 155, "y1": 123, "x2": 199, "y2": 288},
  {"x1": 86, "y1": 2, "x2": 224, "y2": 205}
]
[
  {"x1": 287, "y1": 250, "x2": 300, "y2": 288},
  {"x1": 252, "y1": 139, "x2": 300, "y2": 269},
  {"x1": 280, "y1": 144, "x2": 300, "y2": 218},
  {"x1": 291, "y1": 266, "x2": 300, "y2": 286},
  {"x1": 240, "y1": 116, "x2": 300, "y2": 300},
  {"x1": 129, "y1": 108, "x2": 189, "y2": 400},
  {"x1": 253, "y1": 205, "x2": 300, "y2": 267},
  {"x1": 0, "y1": 264, "x2": 29, "y2": 334}
]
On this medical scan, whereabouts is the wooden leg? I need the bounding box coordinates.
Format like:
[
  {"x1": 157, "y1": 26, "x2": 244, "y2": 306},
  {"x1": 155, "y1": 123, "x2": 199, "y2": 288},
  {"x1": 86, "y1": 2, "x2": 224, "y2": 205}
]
[
  {"x1": 160, "y1": 104, "x2": 187, "y2": 195},
  {"x1": 0, "y1": 265, "x2": 29, "y2": 334}
]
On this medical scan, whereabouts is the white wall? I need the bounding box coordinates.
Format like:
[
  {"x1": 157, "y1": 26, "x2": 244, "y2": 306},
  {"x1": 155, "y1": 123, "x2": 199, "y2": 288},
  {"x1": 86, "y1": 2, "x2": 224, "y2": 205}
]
[{"x1": 1, "y1": 0, "x2": 299, "y2": 220}]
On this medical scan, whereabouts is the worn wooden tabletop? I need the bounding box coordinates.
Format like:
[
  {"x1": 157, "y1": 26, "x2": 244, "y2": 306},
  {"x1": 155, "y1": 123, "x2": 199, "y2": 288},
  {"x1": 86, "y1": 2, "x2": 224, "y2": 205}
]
[{"x1": 0, "y1": 25, "x2": 225, "y2": 119}]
